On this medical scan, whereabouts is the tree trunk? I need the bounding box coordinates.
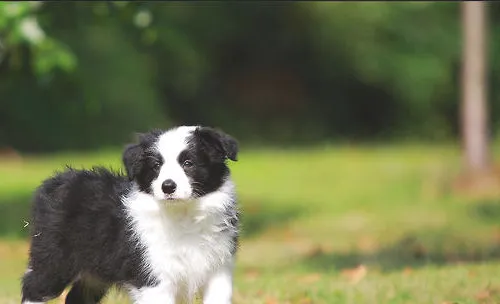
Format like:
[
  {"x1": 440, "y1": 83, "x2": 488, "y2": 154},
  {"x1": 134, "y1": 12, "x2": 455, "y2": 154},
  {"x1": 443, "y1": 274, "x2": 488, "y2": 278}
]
[{"x1": 461, "y1": 1, "x2": 490, "y2": 174}]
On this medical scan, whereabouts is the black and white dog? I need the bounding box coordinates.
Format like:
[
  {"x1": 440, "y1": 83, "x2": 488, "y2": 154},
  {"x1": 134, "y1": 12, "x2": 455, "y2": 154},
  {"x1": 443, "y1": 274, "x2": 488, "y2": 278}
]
[{"x1": 21, "y1": 126, "x2": 239, "y2": 304}]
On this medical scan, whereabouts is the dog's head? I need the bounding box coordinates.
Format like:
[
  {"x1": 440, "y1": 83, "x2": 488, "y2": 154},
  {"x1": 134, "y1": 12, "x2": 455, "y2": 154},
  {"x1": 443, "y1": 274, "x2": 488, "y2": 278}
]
[{"x1": 123, "y1": 126, "x2": 238, "y2": 201}]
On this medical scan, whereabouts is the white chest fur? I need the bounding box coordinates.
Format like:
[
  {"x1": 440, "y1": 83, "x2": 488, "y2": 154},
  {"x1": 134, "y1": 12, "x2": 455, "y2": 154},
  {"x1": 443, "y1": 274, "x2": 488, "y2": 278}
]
[{"x1": 123, "y1": 180, "x2": 237, "y2": 301}]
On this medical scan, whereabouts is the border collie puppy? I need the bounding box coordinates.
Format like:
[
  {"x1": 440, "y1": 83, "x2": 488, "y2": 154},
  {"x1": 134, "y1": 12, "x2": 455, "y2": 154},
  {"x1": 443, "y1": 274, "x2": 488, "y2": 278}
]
[{"x1": 21, "y1": 126, "x2": 239, "y2": 304}]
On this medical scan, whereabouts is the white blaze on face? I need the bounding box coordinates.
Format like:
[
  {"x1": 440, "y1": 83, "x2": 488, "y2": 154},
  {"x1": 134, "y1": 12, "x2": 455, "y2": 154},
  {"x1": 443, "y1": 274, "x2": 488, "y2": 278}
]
[{"x1": 152, "y1": 126, "x2": 197, "y2": 201}]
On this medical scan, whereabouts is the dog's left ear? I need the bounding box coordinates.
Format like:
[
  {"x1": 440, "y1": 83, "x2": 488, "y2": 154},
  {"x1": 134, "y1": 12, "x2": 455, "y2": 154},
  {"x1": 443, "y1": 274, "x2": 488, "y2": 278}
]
[
  {"x1": 122, "y1": 143, "x2": 143, "y2": 180},
  {"x1": 122, "y1": 129, "x2": 163, "y2": 180},
  {"x1": 195, "y1": 127, "x2": 239, "y2": 162}
]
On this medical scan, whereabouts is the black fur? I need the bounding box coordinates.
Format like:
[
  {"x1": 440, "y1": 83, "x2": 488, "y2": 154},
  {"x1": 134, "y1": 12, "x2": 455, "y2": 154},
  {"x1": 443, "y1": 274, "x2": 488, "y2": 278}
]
[
  {"x1": 193, "y1": 127, "x2": 239, "y2": 162},
  {"x1": 122, "y1": 130, "x2": 163, "y2": 194},
  {"x1": 182, "y1": 128, "x2": 237, "y2": 197},
  {"x1": 22, "y1": 126, "x2": 239, "y2": 303},
  {"x1": 21, "y1": 167, "x2": 158, "y2": 303}
]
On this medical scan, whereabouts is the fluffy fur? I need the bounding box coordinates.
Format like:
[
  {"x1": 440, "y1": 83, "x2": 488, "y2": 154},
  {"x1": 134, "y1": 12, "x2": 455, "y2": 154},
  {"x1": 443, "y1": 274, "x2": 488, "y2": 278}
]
[{"x1": 21, "y1": 126, "x2": 239, "y2": 304}]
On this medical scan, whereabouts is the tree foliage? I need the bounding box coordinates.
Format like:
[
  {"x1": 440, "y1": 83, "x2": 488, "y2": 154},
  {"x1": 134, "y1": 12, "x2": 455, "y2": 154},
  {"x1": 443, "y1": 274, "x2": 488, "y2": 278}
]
[
  {"x1": 0, "y1": 2, "x2": 76, "y2": 75},
  {"x1": 1, "y1": 2, "x2": 499, "y2": 151}
]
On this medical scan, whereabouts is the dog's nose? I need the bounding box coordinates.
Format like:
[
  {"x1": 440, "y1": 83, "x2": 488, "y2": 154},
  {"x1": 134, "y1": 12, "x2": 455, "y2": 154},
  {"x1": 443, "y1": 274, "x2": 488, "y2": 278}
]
[{"x1": 161, "y1": 179, "x2": 177, "y2": 194}]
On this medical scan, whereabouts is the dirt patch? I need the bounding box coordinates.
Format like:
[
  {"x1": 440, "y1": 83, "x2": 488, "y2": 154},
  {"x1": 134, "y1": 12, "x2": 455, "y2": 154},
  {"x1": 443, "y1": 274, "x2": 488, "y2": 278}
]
[{"x1": 452, "y1": 166, "x2": 500, "y2": 199}]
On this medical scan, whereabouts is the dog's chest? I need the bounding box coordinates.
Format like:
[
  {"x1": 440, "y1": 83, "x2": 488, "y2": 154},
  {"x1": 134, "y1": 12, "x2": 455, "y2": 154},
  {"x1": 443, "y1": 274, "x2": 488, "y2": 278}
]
[{"x1": 132, "y1": 206, "x2": 233, "y2": 287}]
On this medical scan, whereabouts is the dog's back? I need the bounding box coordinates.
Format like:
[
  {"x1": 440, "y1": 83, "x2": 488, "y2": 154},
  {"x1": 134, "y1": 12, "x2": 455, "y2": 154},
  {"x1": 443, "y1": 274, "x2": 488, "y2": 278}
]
[{"x1": 22, "y1": 167, "x2": 154, "y2": 303}]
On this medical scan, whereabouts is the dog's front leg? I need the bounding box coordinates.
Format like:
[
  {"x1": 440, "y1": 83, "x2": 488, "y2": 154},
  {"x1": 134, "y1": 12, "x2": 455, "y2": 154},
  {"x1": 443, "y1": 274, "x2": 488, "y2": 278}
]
[
  {"x1": 128, "y1": 283, "x2": 176, "y2": 304},
  {"x1": 202, "y1": 262, "x2": 233, "y2": 304}
]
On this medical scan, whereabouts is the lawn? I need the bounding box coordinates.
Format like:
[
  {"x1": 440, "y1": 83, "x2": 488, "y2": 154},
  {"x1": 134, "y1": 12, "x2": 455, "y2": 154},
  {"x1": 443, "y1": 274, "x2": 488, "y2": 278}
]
[{"x1": 2, "y1": 143, "x2": 500, "y2": 303}]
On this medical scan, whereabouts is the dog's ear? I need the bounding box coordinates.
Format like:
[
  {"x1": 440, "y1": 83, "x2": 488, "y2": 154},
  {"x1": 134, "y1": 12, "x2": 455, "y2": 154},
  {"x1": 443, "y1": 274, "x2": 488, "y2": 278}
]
[
  {"x1": 122, "y1": 129, "x2": 163, "y2": 180},
  {"x1": 195, "y1": 127, "x2": 239, "y2": 162},
  {"x1": 122, "y1": 143, "x2": 143, "y2": 180}
]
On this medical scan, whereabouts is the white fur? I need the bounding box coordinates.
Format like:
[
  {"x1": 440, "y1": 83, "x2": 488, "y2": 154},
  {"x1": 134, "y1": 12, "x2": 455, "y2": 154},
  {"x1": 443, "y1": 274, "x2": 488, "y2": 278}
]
[
  {"x1": 124, "y1": 168, "x2": 237, "y2": 303},
  {"x1": 151, "y1": 126, "x2": 196, "y2": 200},
  {"x1": 202, "y1": 262, "x2": 233, "y2": 304},
  {"x1": 128, "y1": 283, "x2": 176, "y2": 304}
]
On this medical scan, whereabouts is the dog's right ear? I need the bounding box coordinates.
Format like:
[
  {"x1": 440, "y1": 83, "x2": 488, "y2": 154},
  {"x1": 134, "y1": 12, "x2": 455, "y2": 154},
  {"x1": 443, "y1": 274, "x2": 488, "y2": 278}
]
[{"x1": 122, "y1": 143, "x2": 143, "y2": 181}]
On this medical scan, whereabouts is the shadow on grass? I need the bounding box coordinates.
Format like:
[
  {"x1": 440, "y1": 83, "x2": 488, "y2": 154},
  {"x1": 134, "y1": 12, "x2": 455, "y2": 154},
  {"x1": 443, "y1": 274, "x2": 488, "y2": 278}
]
[
  {"x1": 304, "y1": 200, "x2": 500, "y2": 273},
  {"x1": 0, "y1": 193, "x2": 305, "y2": 240},
  {"x1": 468, "y1": 199, "x2": 500, "y2": 224},
  {"x1": 239, "y1": 198, "x2": 304, "y2": 238},
  {"x1": 304, "y1": 233, "x2": 500, "y2": 273}
]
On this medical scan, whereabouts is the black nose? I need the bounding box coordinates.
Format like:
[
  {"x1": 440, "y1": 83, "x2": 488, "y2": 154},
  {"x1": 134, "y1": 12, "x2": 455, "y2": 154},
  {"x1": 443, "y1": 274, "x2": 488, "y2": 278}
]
[{"x1": 161, "y1": 179, "x2": 177, "y2": 194}]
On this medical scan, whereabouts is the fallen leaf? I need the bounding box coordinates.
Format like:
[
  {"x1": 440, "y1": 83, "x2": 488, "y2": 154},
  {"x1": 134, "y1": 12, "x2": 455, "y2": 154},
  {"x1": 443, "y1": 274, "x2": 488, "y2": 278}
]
[
  {"x1": 402, "y1": 267, "x2": 413, "y2": 276},
  {"x1": 306, "y1": 245, "x2": 324, "y2": 258},
  {"x1": 296, "y1": 297, "x2": 313, "y2": 304},
  {"x1": 246, "y1": 203, "x2": 262, "y2": 214},
  {"x1": 475, "y1": 289, "x2": 490, "y2": 301},
  {"x1": 491, "y1": 228, "x2": 500, "y2": 244},
  {"x1": 357, "y1": 235, "x2": 378, "y2": 252},
  {"x1": 341, "y1": 264, "x2": 367, "y2": 284},
  {"x1": 320, "y1": 243, "x2": 335, "y2": 254},
  {"x1": 298, "y1": 273, "x2": 322, "y2": 284},
  {"x1": 265, "y1": 296, "x2": 279, "y2": 304},
  {"x1": 244, "y1": 268, "x2": 261, "y2": 281},
  {"x1": 475, "y1": 286, "x2": 500, "y2": 302},
  {"x1": 283, "y1": 229, "x2": 297, "y2": 241}
]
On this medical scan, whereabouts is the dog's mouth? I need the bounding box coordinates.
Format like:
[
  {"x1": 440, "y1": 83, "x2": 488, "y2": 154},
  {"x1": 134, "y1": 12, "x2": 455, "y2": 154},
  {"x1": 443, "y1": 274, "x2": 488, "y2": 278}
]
[
  {"x1": 162, "y1": 195, "x2": 188, "y2": 202},
  {"x1": 163, "y1": 195, "x2": 178, "y2": 201},
  {"x1": 156, "y1": 190, "x2": 193, "y2": 202}
]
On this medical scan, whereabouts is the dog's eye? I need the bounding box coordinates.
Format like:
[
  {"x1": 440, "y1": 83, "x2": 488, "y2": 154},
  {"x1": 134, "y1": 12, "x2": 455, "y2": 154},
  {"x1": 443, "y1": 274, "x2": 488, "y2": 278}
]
[
  {"x1": 153, "y1": 162, "x2": 161, "y2": 170},
  {"x1": 183, "y1": 160, "x2": 193, "y2": 168}
]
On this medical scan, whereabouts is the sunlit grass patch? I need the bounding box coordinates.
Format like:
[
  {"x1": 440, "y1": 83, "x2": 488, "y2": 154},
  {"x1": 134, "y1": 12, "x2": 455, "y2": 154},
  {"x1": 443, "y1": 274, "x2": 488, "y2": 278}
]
[{"x1": 1, "y1": 144, "x2": 500, "y2": 303}]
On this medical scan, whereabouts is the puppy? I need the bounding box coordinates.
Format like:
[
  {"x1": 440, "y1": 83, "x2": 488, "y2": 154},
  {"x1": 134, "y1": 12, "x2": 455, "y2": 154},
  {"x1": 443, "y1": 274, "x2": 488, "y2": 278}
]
[{"x1": 21, "y1": 126, "x2": 239, "y2": 304}]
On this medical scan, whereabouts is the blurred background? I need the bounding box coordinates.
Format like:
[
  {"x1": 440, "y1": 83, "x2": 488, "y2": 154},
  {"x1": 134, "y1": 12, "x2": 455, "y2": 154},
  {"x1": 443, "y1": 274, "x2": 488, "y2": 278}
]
[
  {"x1": 2, "y1": 2, "x2": 500, "y2": 303},
  {"x1": 2, "y1": 1, "x2": 499, "y2": 151}
]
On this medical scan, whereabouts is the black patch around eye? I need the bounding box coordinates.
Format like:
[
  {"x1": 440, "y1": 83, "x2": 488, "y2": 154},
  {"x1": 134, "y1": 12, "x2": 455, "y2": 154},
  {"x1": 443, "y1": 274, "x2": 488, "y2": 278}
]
[
  {"x1": 122, "y1": 129, "x2": 165, "y2": 194},
  {"x1": 134, "y1": 151, "x2": 163, "y2": 193},
  {"x1": 180, "y1": 139, "x2": 230, "y2": 197},
  {"x1": 182, "y1": 160, "x2": 194, "y2": 168},
  {"x1": 178, "y1": 150, "x2": 199, "y2": 167},
  {"x1": 152, "y1": 162, "x2": 161, "y2": 172},
  {"x1": 178, "y1": 150, "x2": 189, "y2": 163},
  {"x1": 145, "y1": 155, "x2": 162, "y2": 169}
]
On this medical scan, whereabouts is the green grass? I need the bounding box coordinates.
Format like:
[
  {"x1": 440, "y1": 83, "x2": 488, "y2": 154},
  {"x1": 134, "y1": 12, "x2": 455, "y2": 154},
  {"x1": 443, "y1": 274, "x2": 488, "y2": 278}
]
[{"x1": 2, "y1": 144, "x2": 500, "y2": 303}]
